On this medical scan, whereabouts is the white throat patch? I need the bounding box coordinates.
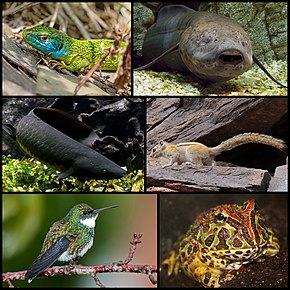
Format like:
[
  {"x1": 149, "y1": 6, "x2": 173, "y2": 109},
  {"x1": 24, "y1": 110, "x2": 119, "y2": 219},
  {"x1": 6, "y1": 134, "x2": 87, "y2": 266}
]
[{"x1": 80, "y1": 215, "x2": 98, "y2": 228}]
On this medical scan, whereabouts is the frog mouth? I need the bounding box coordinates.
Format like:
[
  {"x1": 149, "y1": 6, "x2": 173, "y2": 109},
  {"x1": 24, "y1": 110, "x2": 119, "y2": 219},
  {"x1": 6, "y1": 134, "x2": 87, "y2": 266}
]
[{"x1": 213, "y1": 245, "x2": 266, "y2": 267}]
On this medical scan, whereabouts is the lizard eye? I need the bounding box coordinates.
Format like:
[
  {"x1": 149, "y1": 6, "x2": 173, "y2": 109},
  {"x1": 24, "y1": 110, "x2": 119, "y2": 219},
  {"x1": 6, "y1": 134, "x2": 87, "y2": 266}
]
[{"x1": 40, "y1": 36, "x2": 49, "y2": 42}]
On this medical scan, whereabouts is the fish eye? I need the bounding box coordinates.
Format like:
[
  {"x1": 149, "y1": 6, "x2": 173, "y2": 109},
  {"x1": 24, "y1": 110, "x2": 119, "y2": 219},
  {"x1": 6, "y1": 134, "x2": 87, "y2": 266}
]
[{"x1": 241, "y1": 41, "x2": 248, "y2": 47}]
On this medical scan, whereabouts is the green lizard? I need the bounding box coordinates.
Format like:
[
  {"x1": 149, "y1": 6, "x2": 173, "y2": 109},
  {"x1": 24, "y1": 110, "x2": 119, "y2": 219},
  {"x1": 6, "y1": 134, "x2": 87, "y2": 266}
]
[{"x1": 22, "y1": 26, "x2": 125, "y2": 72}]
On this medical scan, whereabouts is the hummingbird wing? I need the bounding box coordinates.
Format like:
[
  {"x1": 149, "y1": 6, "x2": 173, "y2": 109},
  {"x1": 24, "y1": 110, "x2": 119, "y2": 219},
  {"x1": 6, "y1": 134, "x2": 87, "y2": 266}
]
[{"x1": 25, "y1": 236, "x2": 70, "y2": 283}]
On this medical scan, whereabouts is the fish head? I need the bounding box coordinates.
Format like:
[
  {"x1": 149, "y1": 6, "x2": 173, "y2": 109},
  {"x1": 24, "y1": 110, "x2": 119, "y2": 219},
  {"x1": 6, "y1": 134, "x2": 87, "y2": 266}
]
[
  {"x1": 71, "y1": 152, "x2": 127, "y2": 180},
  {"x1": 179, "y1": 12, "x2": 253, "y2": 82}
]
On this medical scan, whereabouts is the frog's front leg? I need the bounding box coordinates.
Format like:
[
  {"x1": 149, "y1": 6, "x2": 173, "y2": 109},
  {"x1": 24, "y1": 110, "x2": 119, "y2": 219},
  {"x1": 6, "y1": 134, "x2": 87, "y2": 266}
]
[
  {"x1": 162, "y1": 250, "x2": 181, "y2": 276},
  {"x1": 185, "y1": 263, "x2": 234, "y2": 288}
]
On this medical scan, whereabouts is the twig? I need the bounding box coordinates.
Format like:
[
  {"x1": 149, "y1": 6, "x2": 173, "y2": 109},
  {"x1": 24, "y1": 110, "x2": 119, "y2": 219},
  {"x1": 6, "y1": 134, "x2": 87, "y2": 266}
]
[
  {"x1": 117, "y1": 232, "x2": 143, "y2": 265},
  {"x1": 74, "y1": 49, "x2": 110, "y2": 95},
  {"x1": 91, "y1": 273, "x2": 105, "y2": 288}
]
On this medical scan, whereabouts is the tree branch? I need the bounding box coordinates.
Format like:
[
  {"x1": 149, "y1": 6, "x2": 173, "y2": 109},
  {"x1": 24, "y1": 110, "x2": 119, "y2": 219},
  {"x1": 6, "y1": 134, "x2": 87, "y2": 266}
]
[{"x1": 2, "y1": 233, "x2": 157, "y2": 287}]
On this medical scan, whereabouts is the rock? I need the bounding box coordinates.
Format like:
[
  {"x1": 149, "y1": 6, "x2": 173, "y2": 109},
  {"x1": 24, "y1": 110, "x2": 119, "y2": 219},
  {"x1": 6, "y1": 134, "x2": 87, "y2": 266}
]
[
  {"x1": 133, "y1": 3, "x2": 155, "y2": 62},
  {"x1": 267, "y1": 157, "x2": 288, "y2": 192},
  {"x1": 201, "y1": 2, "x2": 287, "y2": 61},
  {"x1": 147, "y1": 163, "x2": 271, "y2": 192}
]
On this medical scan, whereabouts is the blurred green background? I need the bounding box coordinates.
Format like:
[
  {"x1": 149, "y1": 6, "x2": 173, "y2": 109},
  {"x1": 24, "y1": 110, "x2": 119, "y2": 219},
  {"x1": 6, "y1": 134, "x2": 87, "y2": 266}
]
[{"x1": 2, "y1": 194, "x2": 157, "y2": 287}]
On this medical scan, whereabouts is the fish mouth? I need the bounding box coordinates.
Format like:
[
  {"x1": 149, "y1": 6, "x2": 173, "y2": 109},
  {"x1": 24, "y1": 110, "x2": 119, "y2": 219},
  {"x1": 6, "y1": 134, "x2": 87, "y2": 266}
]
[
  {"x1": 218, "y1": 50, "x2": 244, "y2": 65},
  {"x1": 180, "y1": 44, "x2": 253, "y2": 81}
]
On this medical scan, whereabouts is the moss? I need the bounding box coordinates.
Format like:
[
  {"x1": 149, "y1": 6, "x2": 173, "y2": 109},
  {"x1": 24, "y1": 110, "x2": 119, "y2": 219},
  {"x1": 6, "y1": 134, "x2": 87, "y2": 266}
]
[
  {"x1": 134, "y1": 60, "x2": 287, "y2": 96},
  {"x1": 2, "y1": 155, "x2": 144, "y2": 192}
]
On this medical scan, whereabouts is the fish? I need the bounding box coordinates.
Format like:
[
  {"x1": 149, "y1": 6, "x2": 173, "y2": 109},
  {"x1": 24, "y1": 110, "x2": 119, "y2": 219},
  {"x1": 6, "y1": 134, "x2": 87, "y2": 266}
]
[
  {"x1": 137, "y1": 5, "x2": 286, "y2": 87},
  {"x1": 3, "y1": 107, "x2": 127, "y2": 180}
]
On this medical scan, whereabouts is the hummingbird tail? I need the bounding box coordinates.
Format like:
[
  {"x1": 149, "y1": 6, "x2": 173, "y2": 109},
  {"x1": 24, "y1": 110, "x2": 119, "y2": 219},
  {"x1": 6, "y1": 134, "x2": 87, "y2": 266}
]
[{"x1": 25, "y1": 237, "x2": 70, "y2": 282}]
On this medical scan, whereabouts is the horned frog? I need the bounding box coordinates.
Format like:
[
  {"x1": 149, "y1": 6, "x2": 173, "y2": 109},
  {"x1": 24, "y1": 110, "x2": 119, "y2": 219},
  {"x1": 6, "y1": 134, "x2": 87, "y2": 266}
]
[{"x1": 162, "y1": 200, "x2": 280, "y2": 288}]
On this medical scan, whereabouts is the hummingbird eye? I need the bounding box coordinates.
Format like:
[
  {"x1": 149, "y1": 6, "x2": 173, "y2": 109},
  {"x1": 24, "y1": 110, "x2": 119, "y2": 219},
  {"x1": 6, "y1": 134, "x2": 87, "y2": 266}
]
[{"x1": 82, "y1": 210, "x2": 91, "y2": 215}]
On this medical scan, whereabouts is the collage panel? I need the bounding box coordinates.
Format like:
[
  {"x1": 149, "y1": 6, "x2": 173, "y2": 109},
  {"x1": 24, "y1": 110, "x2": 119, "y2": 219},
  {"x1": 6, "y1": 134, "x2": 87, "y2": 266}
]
[
  {"x1": 3, "y1": 3, "x2": 131, "y2": 96},
  {"x1": 147, "y1": 98, "x2": 287, "y2": 192},
  {"x1": 160, "y1": 193, "x2": 287, "y2": 288},
  {"x1": 2, "y1": 97, "x2": 144, "y2": 192},
  {"x1": 133, "y1": 3, "x2": 287, "y2": 96},
  {"x1": 2, "y1": 193, "x2": 157, "y2": 287}
]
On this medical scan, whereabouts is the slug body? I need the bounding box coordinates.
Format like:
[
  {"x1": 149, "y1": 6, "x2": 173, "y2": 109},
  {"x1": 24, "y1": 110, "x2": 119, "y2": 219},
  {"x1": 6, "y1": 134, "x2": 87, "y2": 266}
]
[{"x1": 15, "y1": 108, "x2": 126, "y2": 180}]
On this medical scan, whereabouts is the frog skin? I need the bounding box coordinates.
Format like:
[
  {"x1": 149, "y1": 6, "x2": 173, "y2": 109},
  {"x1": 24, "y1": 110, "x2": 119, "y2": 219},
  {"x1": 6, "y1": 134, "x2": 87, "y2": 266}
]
[{"x1": 162, "y1": 200, "x2": 280, "y2": 288}]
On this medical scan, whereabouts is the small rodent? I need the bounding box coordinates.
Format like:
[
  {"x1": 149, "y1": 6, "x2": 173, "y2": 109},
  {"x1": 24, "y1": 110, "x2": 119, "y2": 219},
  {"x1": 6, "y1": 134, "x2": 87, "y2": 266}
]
[{"x1": 150, "y1": 132, "x2": 287, "y2": 168}]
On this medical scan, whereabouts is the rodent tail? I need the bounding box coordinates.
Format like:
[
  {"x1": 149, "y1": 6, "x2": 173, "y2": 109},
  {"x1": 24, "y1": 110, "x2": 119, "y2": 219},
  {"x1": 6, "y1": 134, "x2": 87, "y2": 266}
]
[{"x1": 209, "y1": 133, "x2": 287, "y2": 156}]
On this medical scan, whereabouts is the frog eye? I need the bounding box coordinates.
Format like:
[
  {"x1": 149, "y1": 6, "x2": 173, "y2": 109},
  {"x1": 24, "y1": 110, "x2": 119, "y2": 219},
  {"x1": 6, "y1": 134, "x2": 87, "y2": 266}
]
[
  {"x1": 254, "y1": 203, "x2": 259, "y2": 212},
  {"x1": 215, "y1": 213, "x2": 226, "y2": 222}
]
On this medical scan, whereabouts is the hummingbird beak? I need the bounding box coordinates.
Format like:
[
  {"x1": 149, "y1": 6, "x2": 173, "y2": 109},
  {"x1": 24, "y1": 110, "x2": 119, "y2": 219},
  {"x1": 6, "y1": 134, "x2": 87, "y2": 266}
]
[{"x1": 93, "y1": 205, "x2": 118, "y2": 215}]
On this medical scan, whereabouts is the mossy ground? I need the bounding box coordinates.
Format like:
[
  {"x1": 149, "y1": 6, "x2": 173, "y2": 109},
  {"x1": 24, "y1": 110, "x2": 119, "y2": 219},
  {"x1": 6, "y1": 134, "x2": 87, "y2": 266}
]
[
  {"x1": 2, "y1": 155, "x2": 144, "y2": 192},
  {"x1": 134, "y1": 60, "x2": 287, "y2": 96}
]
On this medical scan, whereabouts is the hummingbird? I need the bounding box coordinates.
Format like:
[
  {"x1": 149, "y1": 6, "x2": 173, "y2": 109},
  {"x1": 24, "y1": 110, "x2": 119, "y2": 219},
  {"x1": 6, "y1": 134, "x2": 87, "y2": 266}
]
[{"x1": 25, "y1": 203, "x2": 118, "y2": 283}]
